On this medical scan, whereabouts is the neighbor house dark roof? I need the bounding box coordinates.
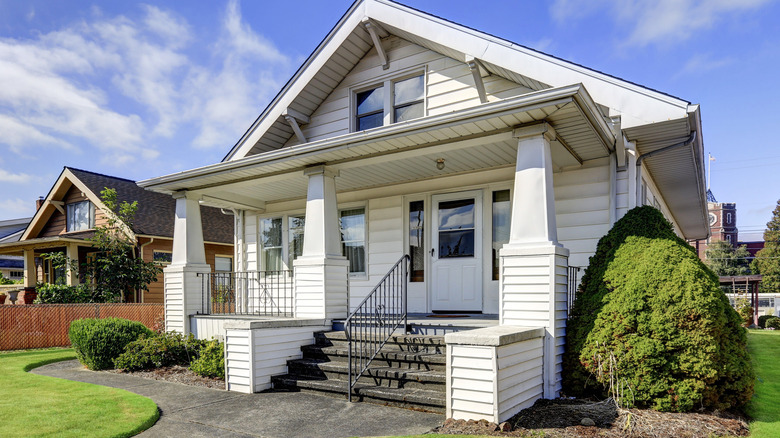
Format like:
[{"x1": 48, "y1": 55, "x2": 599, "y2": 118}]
[
  {"x1": 67, "y1": 168, "x2": 233, "y2": 244},
  {"x1": 0, "y1": 257, "x2": 24, "y2": 269}
]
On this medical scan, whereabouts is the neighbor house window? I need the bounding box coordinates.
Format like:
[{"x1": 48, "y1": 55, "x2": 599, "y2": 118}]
[
  {"x1": 9, "y1": 271, "x2": 23, "y2": 279},
  {"x1": 492, "y1": 190, "x2": 511, "y2": 281},
  {"x1": 153, "y1": 251, "x2": 172, "y2": 265},
  {"x1": 66, "y1": 201, "x2": 94, "y2": 232},
  {"x1": 409, "y1": 201, "x2": 424, "y2": 282},
  {"x1": 340, "y1": 208, "x2": 366, "y2": 275},
  {"x1": 353, "y1": 73, "x2": 424, "y2": 131},
  {"x1": 215, "y1": 256, "x2": 232, "y2": 273}
]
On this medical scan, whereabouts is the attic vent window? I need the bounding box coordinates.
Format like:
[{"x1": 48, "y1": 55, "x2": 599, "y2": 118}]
[
  {"x1": 353, "y1": 73, "x2": 425, "y2": 132},
  {"x1": 66, "y1": 201, "x2": 95, "y2": 232}
]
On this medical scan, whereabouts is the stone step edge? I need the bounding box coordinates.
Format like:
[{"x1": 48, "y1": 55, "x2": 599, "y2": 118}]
[
  {"x1": 302, "y1": 345, "x2": 446, "y2": 364},
  {"x1": 317, "y1": 331, "x2": 446, "y2": 346},
  {"x1": 288, "y1": 358, "x2": 445, "y2": 383}
]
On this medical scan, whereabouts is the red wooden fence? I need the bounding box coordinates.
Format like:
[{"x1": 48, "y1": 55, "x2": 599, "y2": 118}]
[{"x1": 0, "y1": 303, "x2": 163, "y2": 351}]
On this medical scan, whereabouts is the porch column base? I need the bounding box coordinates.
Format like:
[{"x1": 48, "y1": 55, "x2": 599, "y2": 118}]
[
  {"x1": 293, "y1": 256, "x2": 349, "y2": 320},
  {"x1": 499, "y1": 244, "x2": 569, "y2": 399},
  {"x1": 164, "y1": 263, "x2": 211, "y2": 335}
]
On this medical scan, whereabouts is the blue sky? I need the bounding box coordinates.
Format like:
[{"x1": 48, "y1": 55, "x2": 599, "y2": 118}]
[{"x1": 0, "y1": 0, "x2": 778, "y2": 240}]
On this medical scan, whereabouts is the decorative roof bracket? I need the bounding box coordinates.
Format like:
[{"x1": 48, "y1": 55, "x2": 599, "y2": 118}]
[
  {"x1": 362, "y1": 18, "x2": 389, "y2": 70},
  {"x1": 466, "y1": 57, "x2": 489, "y2": 103},
  {"x1": 282, "y1": 108, "x2": 310, "y2": 144}
]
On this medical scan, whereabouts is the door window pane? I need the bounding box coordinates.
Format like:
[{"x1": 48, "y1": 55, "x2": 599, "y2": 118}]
[
  {"x1": 438, "y1": 199, "x2": 475, "y2": 258},
  {"x1": 492, "y1": 190, "x2": 511, "y2": 280},
  {"x1": 288, "y1": 216, "x2": 305, "y2": 267},
  {"x1": 438, "y1": 230, "x2": 474, "y2": 258},
  {"x1": 260, "y1": 217, "x2": 283, "y2": 271},
  {"x1": 340, "y1": 208, "x2": 366, "y2": 274},
  {"x1": 409, "y1": 201, "x2": 424, "y2": 282}
]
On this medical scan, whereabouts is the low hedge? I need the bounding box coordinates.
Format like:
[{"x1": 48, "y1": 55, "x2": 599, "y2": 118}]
[
  {"x1": 758, "y1": 315, "x2": 777, "y2": 329},
  {"x1": 69, "y1": 318, "x2": 152, "y2": 370},
  {"x1": 190, "y1": 339, "x2": 225, "y2": 379},
  {"x1": 766, "y1": 317, "x2": 780, "y2": 330},
  {"x1": 114, "y1": 331, "x2": 205, "y2": 371}
]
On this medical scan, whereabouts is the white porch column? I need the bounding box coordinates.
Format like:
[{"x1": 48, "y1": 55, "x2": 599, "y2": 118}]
[
  {"x1": 294, "y1": 166, "x2": 349, "y2": 320},
  {"x1": 165, "y1": 191, "x2": 210, "y2": 334},
  {"x1": 23, "y1": 249, "x2": 36, "y2": 288},
  {"x1": 500, "y1": 122, "x2": 569, "y2": 399},
  {"x1": 65, "y1": 243, "x2": 79, "y2": 286}
]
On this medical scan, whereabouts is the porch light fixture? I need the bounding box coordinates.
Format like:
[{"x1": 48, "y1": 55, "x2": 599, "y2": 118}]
[{"x1": 436, "y1": 158, "x2": 445, "y2": 170}]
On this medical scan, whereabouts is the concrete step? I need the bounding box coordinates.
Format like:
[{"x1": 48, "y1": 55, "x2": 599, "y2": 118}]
[
  {"x1": 301, "y1": 344, "x2": 445, "y2": 371},
  {"x1": 286, "y1": 358, "x2": 445, "y2": 391},
  {"x1": 271, "y1": 375, "x2": 445, "y2": 413},
  {"x1": 315, "y1": 331, "x2": 445, "y2": 354}
]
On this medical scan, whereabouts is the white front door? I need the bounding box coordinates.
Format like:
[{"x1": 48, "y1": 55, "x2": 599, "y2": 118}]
[{"x1": 431, "y1": 191, "x2": 482, "y2": 311}]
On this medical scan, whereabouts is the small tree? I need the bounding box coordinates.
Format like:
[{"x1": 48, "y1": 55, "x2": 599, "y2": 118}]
[
  {"x1": 753, "y1": 199, "x2": 780, "y2": 293},
  {"x1": 704, "y1": 240, "x2": 751, "y2": 276},
  {"x1": 47, "y1": 188, "x2": 162, "y2": 302}
]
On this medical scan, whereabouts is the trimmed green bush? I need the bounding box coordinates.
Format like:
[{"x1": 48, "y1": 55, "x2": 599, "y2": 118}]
[
  {"x1": 190, "y1": 340, "x2": 225, "y2": 379},
  {"x1": 766, "y1": 317, "x2": 780, "y2": 330},
  {"x1": 758, "y1": 314, "x2": 776, "y2": 328},
  {"x1": 69, "y1": 318, "x2": 152, "y2": 370},
  {"x1": 564, "y1": 206, "x2": 754, "y2": 412},
  {"x1": 114, "y1": 331, "x2": 205, "y2": 371},
  {"x1": 735, "y1": 298, "x2": 754, "y2": 327}
]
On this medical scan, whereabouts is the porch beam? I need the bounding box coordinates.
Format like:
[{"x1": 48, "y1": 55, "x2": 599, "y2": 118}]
[
  {"x1": 200, "y1": 193, "x2": 266, "y2": 212},
  {"x1": 466, "y1": 57, "x2": 488, "y2": 104},
  {"x1": 362, "y1": 18, "x2": 389, "y2": 70}
]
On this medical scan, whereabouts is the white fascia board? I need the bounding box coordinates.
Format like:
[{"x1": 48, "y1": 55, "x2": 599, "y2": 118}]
[
  {"x1": 225, "y1": 2, "x2": 367, "y2": 161},
  {"x1": 367, "y1": 0, "x2": 690, "y2": 129},
  {"x1": 140, "y1": 84, "x2": 611, "y2": 192}
]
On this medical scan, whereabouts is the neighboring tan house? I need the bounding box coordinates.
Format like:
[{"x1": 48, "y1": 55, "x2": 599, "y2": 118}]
[
  {"x1": 0, "y1": 217, "x2": 30, "y2": 281},
  {"x1": 138, "y1": 0, "x2": 709, "y2": 422},
  {"x1": 0, "y1": 167, "x2": 233, "y2": 303}
]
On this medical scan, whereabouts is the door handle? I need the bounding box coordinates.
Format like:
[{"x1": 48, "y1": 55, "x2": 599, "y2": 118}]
[{"x1": 430, "y1": 248, "x2": 435, "y2": 257}]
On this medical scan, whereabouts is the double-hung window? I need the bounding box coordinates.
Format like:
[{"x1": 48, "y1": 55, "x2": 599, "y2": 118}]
[
  {"x1": 340, "y1": 208, "x2": 366, "y2": 275},
  {"x1": 66, "y1": 201, "x2": 94, "y2": 232},
  {"x1": 258, "y1": 215, "x2": 305, "y2": 272},
  {"x1": 353, "y1": 73, "x2": 425, "y2": 131}
]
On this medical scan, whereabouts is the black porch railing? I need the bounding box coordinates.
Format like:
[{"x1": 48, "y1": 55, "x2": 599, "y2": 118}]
[
  {"x1": 197, "y1": 270, "x2": 294, "y2": 317},
  {"x1": 345, "y1": 254, "x2": 410, "y2": 402},
  {"x1": 567, "y1": 265, "x2": 583, "y2": 317}
]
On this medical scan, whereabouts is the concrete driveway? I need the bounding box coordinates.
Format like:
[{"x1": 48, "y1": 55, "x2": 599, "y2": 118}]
[{"x1": 34, "y1": 360, "x2": 443, "y2": 437}]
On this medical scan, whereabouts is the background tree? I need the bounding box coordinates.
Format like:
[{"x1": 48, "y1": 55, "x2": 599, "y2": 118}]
[
  {"x1": 704, "y1": 240, "x2": 751, "y2": 276},
  {"x1": 752, "y1": 199, "x2": 780, "y2": 293}
]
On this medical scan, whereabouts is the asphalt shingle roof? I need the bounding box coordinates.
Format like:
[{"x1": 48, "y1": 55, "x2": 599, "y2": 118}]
[{"x1": 67, "y1": 168, "x2": 233, "y2": 244}]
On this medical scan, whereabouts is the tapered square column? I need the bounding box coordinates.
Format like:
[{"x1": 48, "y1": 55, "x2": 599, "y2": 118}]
[
  {"x1": 165, "y1": 191, "x2": 210, "y2": 334},
  {"x1": 65, "y1": 243, "x2": 79, "y2": 286},
  {"x1": 294, "y1": 166, "x2": 349, "y2": 320},
  {"x1": 23, "y1": 249, "x2": 36, "y2": 288},
  {"x1": 500, "y1": 122, "x2": 569, "y2": 399}
]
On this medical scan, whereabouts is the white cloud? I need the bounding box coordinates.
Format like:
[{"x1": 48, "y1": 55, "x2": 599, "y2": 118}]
[
  {"x1": 0, "y1": 198, "x2": 34, "y2": 218},
  {"x1": 677, "y1": 53, "x2": 733, "y2": 78},
  {"x1": 0, "y1": 115, "x2": 74, "y2": 155},
  {"x1": 0, "y1": 168, "x2": 32, "y2": 183},
  {"x1": 550, "y1": 0, "x2": 772, "y2": 47}
]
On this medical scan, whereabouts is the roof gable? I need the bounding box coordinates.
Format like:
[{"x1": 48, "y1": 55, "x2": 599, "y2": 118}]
[
  {"x1": 224, "y1": 0, "x2": 691, "y2": 161},
  {"x1": 22, "y1": 168, "x2": 233, "y2": 244}
]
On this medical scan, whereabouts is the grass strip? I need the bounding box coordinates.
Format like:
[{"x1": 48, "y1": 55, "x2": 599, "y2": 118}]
[
  {"x1": 0, "y1": 348, "x2": 159, "y2": 438},
  {"x1": 747, "y1": 330, "x2": 780, "y2": 438}
]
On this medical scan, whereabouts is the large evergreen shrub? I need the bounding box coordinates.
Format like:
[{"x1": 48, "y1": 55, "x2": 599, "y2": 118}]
[
  {"x1": 69, "y1": 318, "x2": 152, "y2": 370},
  {"x1": 563, "y1": 206, "x2": 753, "y2": 411}
]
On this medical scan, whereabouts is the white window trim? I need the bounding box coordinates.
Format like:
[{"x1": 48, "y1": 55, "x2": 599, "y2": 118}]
[
  {"x1": 339, "y1": 203, "x2": 368, "y2": 279},
  {"x1": 350, "y1": 68, "x2": 427, "y2": 133},
  {"x1": 152, "y1": 250, "x2": 173, "y2": 266},
  {"x1": 214, "y1": 255, "x2": 233, "y2": 272}
]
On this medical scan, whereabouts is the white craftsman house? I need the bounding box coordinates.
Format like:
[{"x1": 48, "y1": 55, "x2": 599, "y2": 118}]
[{"x1": 139, "y1": 0, "x2": 708, "y2": 422}]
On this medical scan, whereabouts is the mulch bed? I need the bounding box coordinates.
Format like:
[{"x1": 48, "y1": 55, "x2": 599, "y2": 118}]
[
  {"x1": 108, "y1": 366, "x2": 225, "y2": 390},
  {"x1": 433, "y1": 398, "x2": 750, "y2": 437}
]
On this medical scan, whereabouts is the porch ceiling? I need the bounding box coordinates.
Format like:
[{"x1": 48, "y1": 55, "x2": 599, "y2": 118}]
[
  {"x1": 624, "y1": 113, "x2": 708, "y2": 240},
  {"x1": 140, "y1": 84, "x2": 615, "y2": 206}
]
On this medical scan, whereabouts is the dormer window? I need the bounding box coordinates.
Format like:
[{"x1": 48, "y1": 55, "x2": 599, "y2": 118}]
[
  {"x1": 66, "y1": 200, "x2": 95, "y2": 232},
  {"x1": 353, "y1": 73, "x2": 425, "y2": 131}
]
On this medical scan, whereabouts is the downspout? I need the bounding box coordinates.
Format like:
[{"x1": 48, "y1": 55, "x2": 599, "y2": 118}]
[
  {"x1": 138, "y1": 238, "x2": 154, "y2": 303},
  {"x1": 221, "y1": 208, "x2": 242, "y2": 272},
  {"x1": 635, "y1": 131, "x2": 697, "y2": 205}
]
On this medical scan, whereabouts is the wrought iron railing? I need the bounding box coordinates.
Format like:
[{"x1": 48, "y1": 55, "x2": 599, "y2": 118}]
[
  {"x1": 197, "y1": 270, "x2": 294, "y2": 317},
  {"x1": 345, "y1": 254, "x2": 410, "y2": 402},
  {"x1": 567, "y1": 266, "x2": 583, "y2": 317}
]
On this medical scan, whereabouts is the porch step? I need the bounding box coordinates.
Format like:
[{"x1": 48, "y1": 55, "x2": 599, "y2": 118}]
[
  {"x1": 271, "y1": 330, "x2": 447, "y2": 412},
  {"x1": 271, "y1": 376, "x2": 445, "y2": 414}
]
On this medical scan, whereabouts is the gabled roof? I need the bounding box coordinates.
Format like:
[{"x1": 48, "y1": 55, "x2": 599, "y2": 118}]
[
  {"x1": 224, "y1": 0, "x2": 692, "y2": 161},
  {"x1": 21, "y1": 168, "x2": 232, "y2": 244}
]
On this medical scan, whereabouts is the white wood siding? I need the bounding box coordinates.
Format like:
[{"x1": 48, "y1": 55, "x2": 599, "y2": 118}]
[
  {"x1": 251, "y1": 325, "x2": 328, "y2": 392},
  {"x1": 163, "y1": 269, "x2": 184, "y2": 333},
  {"x1": 448, "y1": 344, "x2": 496, "y2": 421},
  {"x1": 497, "y1": 338, "x2": 544, "y2": 421},
  {"x1": 225, "y1": 329, "x2": 252, "y2": 393},
  {"x1": 285, "y1": 36, "x2": 534, "y2": 146},
  {"x1": 615, "y1": 167, "x2": 629, "y2": 220}
]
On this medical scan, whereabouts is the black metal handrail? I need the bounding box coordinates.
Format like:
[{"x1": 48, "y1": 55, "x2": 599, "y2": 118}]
[
  {"x1": 567, "y1": 266, "x2": 582, "y2": 317},
  {"x1": 197, "y1": 270, "x2": 293, "y2": 317},
  {"x1": 345, "y1": 254, "x2": 410, "y2": 402}
]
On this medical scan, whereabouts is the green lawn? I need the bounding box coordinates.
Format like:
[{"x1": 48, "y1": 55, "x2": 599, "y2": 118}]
[
  {"x1": 747, "y1": 330, "x2": 780, "y2": 438},
  {"x1": 0, "y1": 348, "x2": 159, "y2": 438}
]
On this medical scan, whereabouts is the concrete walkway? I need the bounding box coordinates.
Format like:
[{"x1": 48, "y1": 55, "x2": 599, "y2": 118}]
[{"x1": 33, "y1": 360, "x2": 443, "y2": 438}]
